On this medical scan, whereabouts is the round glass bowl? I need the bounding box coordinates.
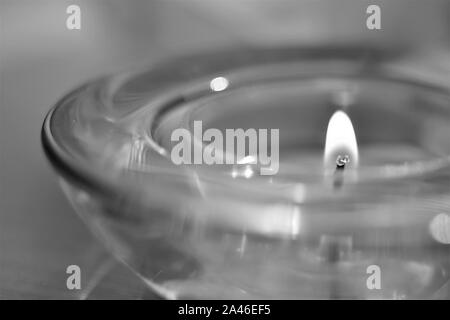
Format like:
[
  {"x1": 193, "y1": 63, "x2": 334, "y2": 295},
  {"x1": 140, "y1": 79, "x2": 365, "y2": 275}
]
[{"x1": 42, "y1": 48, "x2": 450, "y2": 299}]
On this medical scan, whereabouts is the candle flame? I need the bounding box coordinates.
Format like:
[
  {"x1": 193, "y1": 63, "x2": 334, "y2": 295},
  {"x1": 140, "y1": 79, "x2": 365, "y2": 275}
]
[{"x1": 324, "y1": 111, "x2": 359, "y2": 170}]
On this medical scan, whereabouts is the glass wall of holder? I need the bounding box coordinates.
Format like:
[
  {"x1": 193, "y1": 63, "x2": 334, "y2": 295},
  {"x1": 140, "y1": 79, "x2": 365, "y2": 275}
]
[{"x1": 42, "y1": 49, "x2": 450, "y2": 299}]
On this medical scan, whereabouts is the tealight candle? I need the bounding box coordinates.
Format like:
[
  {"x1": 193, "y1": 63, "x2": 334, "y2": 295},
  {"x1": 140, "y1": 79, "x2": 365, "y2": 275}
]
[{"x1": 43, "y1": 49, "x2": 450, "y2": 299}]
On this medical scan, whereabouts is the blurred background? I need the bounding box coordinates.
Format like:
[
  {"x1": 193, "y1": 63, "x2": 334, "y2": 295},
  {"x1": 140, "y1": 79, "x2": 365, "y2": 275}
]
[{"x1": 0, "y1": 0, "x2": 449, "y2": 299}]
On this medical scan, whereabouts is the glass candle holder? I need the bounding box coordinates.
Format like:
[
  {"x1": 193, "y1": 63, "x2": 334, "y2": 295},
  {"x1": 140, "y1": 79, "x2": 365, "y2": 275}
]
[{"x1": 42, "y1": 48, "x2": 450, "y2": 299}]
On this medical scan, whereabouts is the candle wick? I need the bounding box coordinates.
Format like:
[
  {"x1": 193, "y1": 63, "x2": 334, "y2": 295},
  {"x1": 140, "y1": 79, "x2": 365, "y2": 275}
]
[
  {"x1": 335, "y1": 154, "x2": 350, "y2": 171},
  {"x1": 334, "y1": 155, "x2": 350, "y2": 189}
]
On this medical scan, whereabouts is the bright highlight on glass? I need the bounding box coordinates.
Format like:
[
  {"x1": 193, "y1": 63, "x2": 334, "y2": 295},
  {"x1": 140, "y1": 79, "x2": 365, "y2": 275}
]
[{"x1": 210, "y1": 77, "x2": 229, "y2": 92}]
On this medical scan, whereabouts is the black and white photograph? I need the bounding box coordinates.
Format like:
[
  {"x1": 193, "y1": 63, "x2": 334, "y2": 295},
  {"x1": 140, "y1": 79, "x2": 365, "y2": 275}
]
[{"x1": 0, "y1": 0, "x2": 449, "y2": 304}]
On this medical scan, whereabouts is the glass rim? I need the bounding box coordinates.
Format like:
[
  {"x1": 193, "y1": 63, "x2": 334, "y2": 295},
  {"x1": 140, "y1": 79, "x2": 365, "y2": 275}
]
[{"x1": 41, "y1": 48, "x2": 450, "y2": 206}]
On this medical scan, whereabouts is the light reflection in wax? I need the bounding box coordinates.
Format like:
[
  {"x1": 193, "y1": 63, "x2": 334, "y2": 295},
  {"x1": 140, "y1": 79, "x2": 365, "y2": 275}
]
[{"x1": 429, "y1": 213, "x2": 450, "y2": 244}]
